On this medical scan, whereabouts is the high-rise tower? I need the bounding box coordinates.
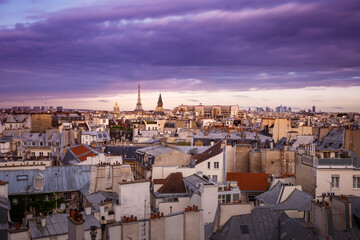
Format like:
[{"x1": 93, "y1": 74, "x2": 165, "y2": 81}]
[{"x1": 134, "y1": 84, "x2": 144, "y2": 112}]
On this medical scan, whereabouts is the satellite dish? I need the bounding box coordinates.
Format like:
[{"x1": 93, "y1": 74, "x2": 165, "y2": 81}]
[{"x1": 60, "y1": 203, "x2": 66, "y2": 210}]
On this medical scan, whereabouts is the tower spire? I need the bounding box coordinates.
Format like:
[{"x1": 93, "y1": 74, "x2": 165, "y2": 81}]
[{"x1": 134, "y1": 83, "x2": 144, "y2": 112}]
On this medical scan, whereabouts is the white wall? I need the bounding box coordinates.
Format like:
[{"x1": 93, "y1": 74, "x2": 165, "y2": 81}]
[{"x1": 316, "y1": 168, "x2": 360, "y2": 197}]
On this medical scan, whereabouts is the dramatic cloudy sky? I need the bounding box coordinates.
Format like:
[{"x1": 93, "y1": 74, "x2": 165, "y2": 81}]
[{"x1": 0, "y1": 0, "x2": 359, "y2": 111}]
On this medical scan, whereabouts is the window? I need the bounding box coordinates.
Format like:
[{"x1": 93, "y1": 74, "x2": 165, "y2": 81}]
[
  {"x1": 218, "y1": 194, "x2": 232, "y2": 203},
  {"x1": 214, "y1": 162, "x2": 219, "y2": 169},
  {"x1": 12, "y1": 198, "x2": 18, "y2": 205},
  {"x1": 64, "y1": 193, "x2": 72, "y2": 200},
  {"x1": 332, "y1": 176, "x2": 339, "y2": 188},
  {"x1": 212, "y1": 175, "x2": 218, "y2": 182},
  {"x1": 240, "y1": 225, "x2": 249, "y2": 234},
  {"x1": 17, "y1": 175, "x2": 28, "y2": 181},
  {"x1": 208, "y1": 162, "x2": 211, "y2": 169},
  {"x1": 47, "y1": 152, "x2": 51, "y2": 156},
  {"x1": 39, "y1": 152, "x2": 43, "y2": 156},
  {"x1": 233, "y1": 193, "x2": 240, "y2": 202},
  {"x1": 218, "y1": 194, "x2": 226, "y2": 203},
  {"x1": 31, "y1": 152, "x2": 35, "y2": 157},
  {"x1": 353, "y1": 176, "x2": 360, "y2": 189}
]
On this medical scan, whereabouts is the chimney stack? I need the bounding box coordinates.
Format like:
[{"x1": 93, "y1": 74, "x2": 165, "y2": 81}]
[
  {"x1": 41, "y1": 213, "x2": 46, "y2": 227},
  {"x1": 332, "y1": 196, "x2": 352, "y2": 232},
  {"x1": 68, "y1": 209, "x2": 85, "y2": 240}
]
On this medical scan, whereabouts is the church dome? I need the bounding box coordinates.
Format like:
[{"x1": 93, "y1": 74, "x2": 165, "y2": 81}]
[{"x1": 114, "y1": 102, "x2": 120, "y2": 113}]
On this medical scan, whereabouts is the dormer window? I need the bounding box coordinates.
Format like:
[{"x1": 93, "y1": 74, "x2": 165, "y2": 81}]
[{"x1": 34, "y1": 172, "x2": 45, "y2": 191}]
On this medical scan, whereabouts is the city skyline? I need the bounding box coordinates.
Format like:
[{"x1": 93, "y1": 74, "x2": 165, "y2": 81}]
[{"x1": 0, "y1": 0, "x2": 359, "y2": 111}]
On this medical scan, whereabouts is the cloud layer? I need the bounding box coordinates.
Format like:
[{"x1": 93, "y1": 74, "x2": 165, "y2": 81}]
[{"x1": 0, "y1": 0, "x2": 359, "y2": 106}]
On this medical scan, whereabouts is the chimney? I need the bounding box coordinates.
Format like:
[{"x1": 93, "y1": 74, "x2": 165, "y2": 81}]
[
  {"x1": 311, "y1": 200, "x2": 334, "y2": 237},
  {"x1": 332, "y1": 196, "x2": 352, "y2": 231},
  {"x1": 101, "y1": 216, "x2": 107, "y2": 240},
  {"x1": 0, "y1": 180, "x2": 9, "y2": 199},
  {"x1": 68, "y1": 209, "x2": 85, "y2": 240},
  {"x1": 41, "y1": 214, "x2": 46, "y2": 227},
  {"x1": 85, "y1": 201, "x2": 91, "y2": 215}
]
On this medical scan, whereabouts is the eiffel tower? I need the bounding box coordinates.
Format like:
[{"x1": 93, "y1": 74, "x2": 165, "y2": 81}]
[{"x1": 134, "y1": 84, "x2": 144, "y2": 112}]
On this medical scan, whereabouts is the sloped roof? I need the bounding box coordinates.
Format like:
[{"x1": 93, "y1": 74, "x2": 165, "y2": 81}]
[
  {"x1": 85, "y1": 191, "x2": 118, "y2": 211},
  {"x1": 211, "y1": 207, "x2": 283, "y2": 240},
  {"x1": 192, "y1": 141, "x2": 223, "y2": 165},
  {"x1": 272, "y1": 189, "x2": 313, "y2": 211},
  {"x1": 270, "y1": 212, "x2": 320, "y2": 240},
  {"x1": 62, "y1": 144, "x2": 99, "y2": 165},
  {"x1": 227, "y1": 172, "x2": 270, "y2": 192},
  {"x1": 158, "y1": 172, "x2": 186, "y2": 194},
  {"x1": 29, "y1": 213, "x2": 100, "y2": 239},
  {"x1": 255, "y1": 181, "x2": 283, "y2": 205},
  {"x1": 104, "y1": 146, "x2": 143, "y2": 160},
  {"x1": 0, "y1": 165, "x2": 91, "y2": 195},
  {"x1": 136, "y1": 145, "x2": 175, "y2": 157}
]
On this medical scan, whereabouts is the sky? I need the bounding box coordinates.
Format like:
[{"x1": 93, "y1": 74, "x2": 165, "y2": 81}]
[{"x1": 0, "y1": 0, "x2": 359, "y2": 112}]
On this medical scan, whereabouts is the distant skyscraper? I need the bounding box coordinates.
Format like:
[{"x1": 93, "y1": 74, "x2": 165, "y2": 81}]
[
  {"x1": 134, "y1": 84, "x2": 144, "y2": 112},
  {"x1": 312, "y1": 106, "x2": 316, "y2": 113}
]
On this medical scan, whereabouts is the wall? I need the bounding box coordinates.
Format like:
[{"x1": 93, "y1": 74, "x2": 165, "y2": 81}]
[
  {"x1": 117, "y1": 181, "x2": 151, "y2": 220},
  {"x1": 199, "y1": 184, "x2": 218, "y2": 224},
  {"x1": 149, "y1": 217, "x2": 166, "y2": 240},
  {"x1": 158, "y1": 197, "x2": 191, "y2": 215},
  {"x1": 151, "y1": 166, "x2": 196, "y2": 180},
  {"x1": 30, "y1": 114, "x2": 52, "y2": 133},
  {"x1": 218, "y1": 203, "x2": 252, "y2": 229},
  {"x1": 234, "y1": 145, "x2": 251, "y2": 172},
  {"x1": 344, "y1": 129, "x2": 360, "y2": 158},
  {"x1": 295, "y1": 154, "x2": 317, "y2": 196},
  {"x1": 332, "y1": 197, "x2": 352, "y2": 231},
  {"x1": 316, "y1": 168, "x2": 360, "y2": 197},
  {"x1": 165, "y1": 214, "x2": 184, "y2": 240},
  {"x1": 122, "y1": 222, "x2": 139, "y2": 240},
  {"x1": 249, "y1": 151, "x2": 261, "y2": 173},
  {"x1": 154, "y1": 151, "x2": 191, "y2": 168},
  {"x1": 183, "y1": 211, "x2": 202, "y2": 240},
  {"x1": 195, "y1": 153, "x2": 223, "y2": 183},
  {"x1": 89, "y1": 165, "x2": 133, "y2": 194}
]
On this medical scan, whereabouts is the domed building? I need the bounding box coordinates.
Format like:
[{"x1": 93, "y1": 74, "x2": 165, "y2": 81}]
[{"x1": 114, "y1": 102, "x2": 120, "y2": 119}]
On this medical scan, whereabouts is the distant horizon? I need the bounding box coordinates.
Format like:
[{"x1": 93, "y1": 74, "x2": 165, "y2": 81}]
[{"x1": 1, "y1": 86, "x2": 359, "y2": 113}]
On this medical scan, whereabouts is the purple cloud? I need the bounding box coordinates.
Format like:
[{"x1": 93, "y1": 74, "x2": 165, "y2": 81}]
[{"x1": 0, "y1": 0, "x2": 359, "y2": 102}]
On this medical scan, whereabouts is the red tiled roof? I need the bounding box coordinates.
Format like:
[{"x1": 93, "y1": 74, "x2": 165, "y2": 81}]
[
  {"x1": 71, "y1": 145, "x2": 91, "y2": 156},
  {"x1": 158, "y1": 172, "x2": 186, "y2": 194},
  {"x1": 193, "y1": 141, "x2": 223, "y2": 165},
  {"x1": 227, "y1": 172, "x2": 270, "y2": 192},
  {"x1": 78, "y1": 152, "x2": 97, "y2": 161},
  {"x1": 153, "y1": 179, "x2": 167, "y2": 185},
  {"x1": 70, "y1": 144, "x2": 98, "y2": 162}
]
